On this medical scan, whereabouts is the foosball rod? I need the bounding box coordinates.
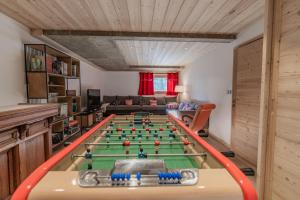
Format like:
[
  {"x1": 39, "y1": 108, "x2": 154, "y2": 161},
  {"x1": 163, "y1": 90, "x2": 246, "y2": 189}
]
[
  {"x1": 114, "y1": 117, "x2": 169, "y2": 120},
  {"x1": 99, "y1": 128, "x2": 178, "y2": 131},
  {"x1": 73, "y1": 153, "x2": 207, "y2": 158},
  {"x1": 109, "y1": 121, "x2": 174, "y2": 124},
  {"x1": 85, "y1": 142, "x2": 193, "y2": 146},
  {"x1": 102, "y1": 134, "x2": 187, "y2": 137}
]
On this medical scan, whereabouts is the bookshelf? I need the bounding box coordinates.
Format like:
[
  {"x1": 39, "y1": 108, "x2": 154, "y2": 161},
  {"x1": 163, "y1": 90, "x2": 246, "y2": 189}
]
[{"x1": 24, "y1": 44, "x2": 82, "y2": 150}]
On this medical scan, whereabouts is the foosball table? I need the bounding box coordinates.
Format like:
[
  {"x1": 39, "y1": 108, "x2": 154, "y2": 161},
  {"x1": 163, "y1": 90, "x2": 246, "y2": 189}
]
[{"x1": 12, "y1": 113, "x2": 257, "y2": 200}]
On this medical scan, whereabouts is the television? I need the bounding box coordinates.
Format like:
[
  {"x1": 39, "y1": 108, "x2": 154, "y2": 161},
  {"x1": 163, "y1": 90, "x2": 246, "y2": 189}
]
[{"x1": 87, "y1": 89, "x2": 101, "y2": 111}]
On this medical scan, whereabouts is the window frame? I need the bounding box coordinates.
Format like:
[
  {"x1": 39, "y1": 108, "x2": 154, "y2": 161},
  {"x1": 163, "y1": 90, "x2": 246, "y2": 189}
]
[{"x1": 153, "y1": 74, "x2": 167, "y2": 94}]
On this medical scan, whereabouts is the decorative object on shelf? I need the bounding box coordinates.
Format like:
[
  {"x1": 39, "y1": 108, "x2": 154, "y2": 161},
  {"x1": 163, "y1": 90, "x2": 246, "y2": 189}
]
[
  {"x1": 67, "y1": 90, "x2": 76, "y2": 96},
  {"x1": 48, "y1": 92, "x2": 59, "y2": 103},
  {"x1": 59, "y1": 103, "x2": 68, "y2": 117},
  {"x1": 72, "y1": 99, "x2": 78, "y2": 113},
  {"x1": 46, "y1": 54, "x2": 54, "y2": 73},
  {"x1": 26, "y1": 45, "x2": 45, "y2": 71},
  {"x1": 72, "y1": 64, "x2": 77, "y2": 77},
  {"x1": 31, "y1": 55, "x2": 44, "y2": 71}
]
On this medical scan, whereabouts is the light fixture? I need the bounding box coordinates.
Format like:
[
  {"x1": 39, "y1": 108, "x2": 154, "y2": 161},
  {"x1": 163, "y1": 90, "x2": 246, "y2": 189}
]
[
  {"x1": 175, "y1": 85, "x2": 184, "y2": 93},
  {"x1": 175, "y1": 85, "x2": 184, "y2": 102}
]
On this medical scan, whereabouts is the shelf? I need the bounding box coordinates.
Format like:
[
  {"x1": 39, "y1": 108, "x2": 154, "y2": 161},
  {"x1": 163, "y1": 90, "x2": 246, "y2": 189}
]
[
  {"x1": 66, "y1": 76, "x2": 80, "y2": 79},
  {"x1": 48, "y1": 84, "x2": 65, "y2": 88},
  {"x1": 48, "y1": 73, "x2": 65, "y2": 77},
  {"x1": 51, "y1": 116, "x2": 68, "y2": 124},
  {"x1": 48, "y1": 73, "x2": 78, "y2": 79},
  {"x1": 72, "y1": 112, "x2": 82, "y2": 116},
  {"x1": 52, "y1": 128, "x2": 81, "y2": 149},
  {"x1": 26, "y1": 70, "x2": 47, "y2": 73}
]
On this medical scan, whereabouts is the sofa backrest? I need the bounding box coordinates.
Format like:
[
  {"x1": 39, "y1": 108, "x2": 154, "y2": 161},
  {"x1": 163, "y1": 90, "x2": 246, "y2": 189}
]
[
  {"x1": 103, "y1": 96, "x2": 116, "y2": 104},
  {"x1": 165, "y1": 96, "x2": 177, "y2": 103},
  {"x1": 116, "y1": 96, "x2": 129, "y2": 105},
  {"x1": 129, "y1": 96, "x2": 141, "y2": 105},
  {"x1": 102, "y1": 95, "x2": 177, "y2": 105}
]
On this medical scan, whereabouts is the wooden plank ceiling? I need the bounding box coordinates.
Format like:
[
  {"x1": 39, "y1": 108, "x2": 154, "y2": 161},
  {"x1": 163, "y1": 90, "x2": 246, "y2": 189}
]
[{"x1": 0, "y1": 0, "x2": 264, "y2": 70}]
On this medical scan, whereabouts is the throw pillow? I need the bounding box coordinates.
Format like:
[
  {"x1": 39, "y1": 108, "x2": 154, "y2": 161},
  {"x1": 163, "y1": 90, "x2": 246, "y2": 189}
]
[
  {"x1": 150, "y1": 99, "x2": 157, "y2": 106},
  {"x1": 178, "y1": 102, "x2": 187, "y2": 110},
  {"x1": 125, "y1": 99, "x2": 133, "y2": 106},
  {"x1": 167, "y1": 102, "x2": 179, "y2": 109}
]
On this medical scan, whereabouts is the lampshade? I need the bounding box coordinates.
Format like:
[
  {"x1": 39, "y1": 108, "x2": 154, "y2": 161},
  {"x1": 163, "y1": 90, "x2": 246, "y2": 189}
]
[{"x1": 175, "y1": 85, "x2": 184, "y2": 93}]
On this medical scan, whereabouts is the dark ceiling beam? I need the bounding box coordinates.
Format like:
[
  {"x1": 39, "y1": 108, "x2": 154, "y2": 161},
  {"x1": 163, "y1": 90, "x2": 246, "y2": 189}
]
[{"x1": 42, "y1": 30, "x2": 236, "y2": 43}]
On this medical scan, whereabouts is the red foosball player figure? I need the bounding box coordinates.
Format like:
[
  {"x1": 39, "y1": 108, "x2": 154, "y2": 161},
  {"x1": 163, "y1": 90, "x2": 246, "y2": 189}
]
[
  {"x1": 123, "y1": 139, "x2": 130, "y2": 154},
  {"x1": 145, "y1": 128, "x2": 150, "y2": 139},
  {"x1": 131, "y1": 127, "x2": 136, "y2": 139},
  {"x1": 182, "y1": 138, "x2": 190, "y2": 154},
  {"x1": 154, "y1": 140, "x2": 160, "y2": 154}
]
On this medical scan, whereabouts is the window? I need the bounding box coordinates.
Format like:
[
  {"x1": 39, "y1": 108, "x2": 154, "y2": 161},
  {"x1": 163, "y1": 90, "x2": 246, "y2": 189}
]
[{"x1": 154, "y1": 74, "x2": 167, "y2": 93}]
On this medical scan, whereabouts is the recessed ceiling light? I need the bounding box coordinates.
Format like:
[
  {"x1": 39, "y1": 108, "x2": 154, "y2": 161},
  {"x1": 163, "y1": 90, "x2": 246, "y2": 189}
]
[{"x1": 184, "y1": 47, "x2": 188, "y2": 50}]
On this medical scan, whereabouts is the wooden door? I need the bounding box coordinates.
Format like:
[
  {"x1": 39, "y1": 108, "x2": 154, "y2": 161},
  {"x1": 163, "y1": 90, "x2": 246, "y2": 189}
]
[{"x1": 232, "y1": 37, "x2": 263, "y2": 166}]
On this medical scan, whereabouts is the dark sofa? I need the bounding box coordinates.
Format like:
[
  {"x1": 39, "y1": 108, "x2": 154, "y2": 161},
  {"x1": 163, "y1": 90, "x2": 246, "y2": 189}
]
[{"x1": 103, "y1": 95, "x2": 177, "y2": 115}]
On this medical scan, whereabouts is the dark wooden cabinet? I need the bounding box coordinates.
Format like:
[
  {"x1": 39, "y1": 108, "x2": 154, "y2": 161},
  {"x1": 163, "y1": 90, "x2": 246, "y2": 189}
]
[{"x1": 0, "y1": 104, "x2": 58, "y2": 200}]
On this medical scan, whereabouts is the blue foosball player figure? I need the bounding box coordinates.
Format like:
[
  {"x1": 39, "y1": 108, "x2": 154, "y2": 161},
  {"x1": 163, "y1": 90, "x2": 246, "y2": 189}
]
[{"x1": 85, "y1": 148, "x2": 93, "y2": 170}]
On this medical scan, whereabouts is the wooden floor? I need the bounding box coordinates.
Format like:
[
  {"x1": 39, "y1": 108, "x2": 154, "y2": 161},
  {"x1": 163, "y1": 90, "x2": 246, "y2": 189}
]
[
  {"x1": 203, "y1": 136, "x2": 256, "y2": 185},
  {"x1": 167, "y1": 109, "x2": 257, "y2": 186}
]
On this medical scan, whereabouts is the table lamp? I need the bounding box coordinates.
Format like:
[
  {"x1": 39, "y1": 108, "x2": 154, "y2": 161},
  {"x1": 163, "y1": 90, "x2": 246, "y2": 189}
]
[{"x1": 175, "y1": 85, "x2": 184, "y2": 102}]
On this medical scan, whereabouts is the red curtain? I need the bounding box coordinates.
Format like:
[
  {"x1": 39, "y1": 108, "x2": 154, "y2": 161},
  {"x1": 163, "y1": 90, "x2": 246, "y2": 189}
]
[
  {"x1": 138, "y1": 72, "x2": 154, "y2": 95},
  {"x1": 167, "y1": 72, "x2": 179, "y2": 96}
]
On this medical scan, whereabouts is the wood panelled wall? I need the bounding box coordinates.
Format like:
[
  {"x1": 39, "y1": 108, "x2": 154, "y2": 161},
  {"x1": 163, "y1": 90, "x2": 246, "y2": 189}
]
[
  {"x1": 232, "y1": 37, "x2": 263, "y2": 166},
  {"x1": 258, "y1": 0, "x2": 300, "y2": 199}
]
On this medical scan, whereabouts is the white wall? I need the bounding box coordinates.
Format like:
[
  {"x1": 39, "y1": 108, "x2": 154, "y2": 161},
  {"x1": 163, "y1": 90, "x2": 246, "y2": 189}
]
[
  {"x1": 0, "y1": 12, "x2": 105, "y2": 107},
  {"x1": 102, "y1": 71, "x2": 139, "y2": 96},
  {"x1": 80, "y1": 61, "x2": 106, "y2": 107},
  {"x1": 0, "y1": 13, "x2": 41, "y2": 106},
  {"x1": 181, "y1": 18, "x2": 264, "y2": 145}
]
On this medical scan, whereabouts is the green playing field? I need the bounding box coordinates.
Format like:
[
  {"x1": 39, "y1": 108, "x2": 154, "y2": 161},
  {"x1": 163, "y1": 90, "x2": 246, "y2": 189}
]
[{"x1": 78, "y1": 122, "x2": 199, "y2": 170}]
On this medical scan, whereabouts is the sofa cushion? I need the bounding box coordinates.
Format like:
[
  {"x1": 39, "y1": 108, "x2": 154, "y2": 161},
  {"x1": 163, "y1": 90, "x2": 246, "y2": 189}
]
[
  {"x1": 178, "y1": 102, "x2": 197, "y2": 111},
  {"x1": 116, "y1": 96, "x2": 129, "y2": 105},
  {"x1": 150, "y1": 99, "x2": 157, "y2": 106},
  {"x1": 129, "y1": 96, "x2": 141, "y2": 105},
  {"x1": 142, "y1": 105, "x2": 166, "y2": 111},
  {"x1": 167, "y1": 102, "x2": 179, "y2": 109},
  {"x1": 156, "y1": 97, "x2": 166, "y2": 105},
  {"x1": 165, "y1": 96, "x2": 177, "y2": 103},
  {"x1": 103, "y1": 96, "x2": 116, "y2": 104}
]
